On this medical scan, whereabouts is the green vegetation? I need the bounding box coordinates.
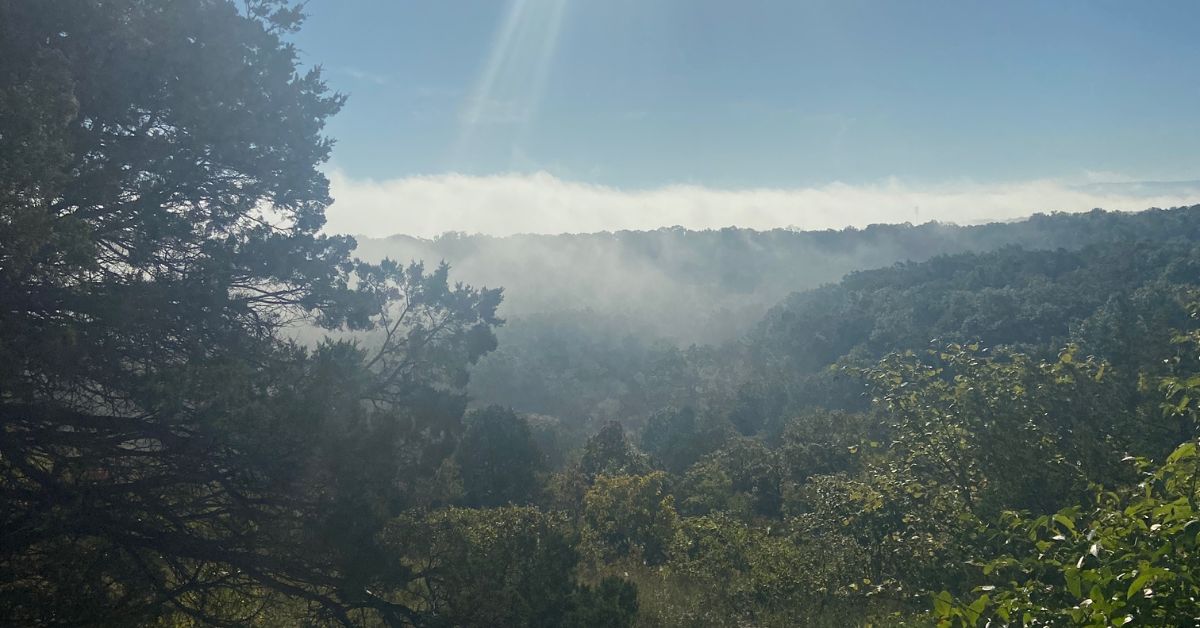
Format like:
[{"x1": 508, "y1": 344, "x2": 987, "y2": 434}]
[{"x1": 4, "y1": 1, "x2": 1200, "y2": 625}]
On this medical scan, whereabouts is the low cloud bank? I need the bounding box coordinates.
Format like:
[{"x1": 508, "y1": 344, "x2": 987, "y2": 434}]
[{"x1": 325, "y1": 170, "x2": 1200, "y2": 238}]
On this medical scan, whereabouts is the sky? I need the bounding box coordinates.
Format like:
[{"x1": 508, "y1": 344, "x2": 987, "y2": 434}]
[{"x1": 292, "y1": 0, "x2": 1200, "y2": 237}]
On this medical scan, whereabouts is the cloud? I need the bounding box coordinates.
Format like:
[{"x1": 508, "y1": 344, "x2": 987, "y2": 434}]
[{"x1": 323, "y1": 170, "x2": 1200, "y2": 238}]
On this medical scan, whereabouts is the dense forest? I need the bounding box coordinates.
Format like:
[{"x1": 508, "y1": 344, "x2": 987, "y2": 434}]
[
  {"x1": 355, "y1": 208, "x2": 1200, "y2": 344},
  {"x1": 3, "y1": 1, "x2": 1200, "y2": 626}
]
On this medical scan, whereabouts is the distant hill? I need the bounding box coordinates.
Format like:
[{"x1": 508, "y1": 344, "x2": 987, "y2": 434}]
[
  {"x1": 354, "y1": 206, "x2": 1200, "y2": 343},
  {"x1": 751, "y1": 238, "x2": 1200, "y2": 376},
  {"x1": 464, "y1": 217, "x2": 1200, "y2": 432}
]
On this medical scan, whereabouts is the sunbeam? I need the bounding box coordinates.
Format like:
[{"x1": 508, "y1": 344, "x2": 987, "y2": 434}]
[{"x1": 454, "y1": 0, "x2": 568, "y2": 166}]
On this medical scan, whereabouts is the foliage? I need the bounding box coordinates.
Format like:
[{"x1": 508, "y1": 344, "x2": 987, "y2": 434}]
[
  {"x1": 663, "y1": 514, "x2": 813, "y2": 625},
  {"x1": 675, "y1": 437, "x2": 782, "y2": 520},
  {"x1": 1156, "y1": 302, "x2": 1200, "y2": 435},
  {"x1": 381, "y1": 507, "x2": 636, "y2": 627},
  {"x1": 861, "y1": 344, "x2": 1130, "y2": 518},
  {"x1": 580, "y1": 420, "x2": 652, "y2": 480},
  {"x1": 0, "y1": 1, "x2": 502, "y2": 624},
  {"x1": 581, "y1": 472, "x2": 679, "y2": 566},
  {"x1": 934, "y1": 441, "x2": 1200, "y2": 627},
  {"x1": 934, "y1": 338, "x2": 1200, "y2": 627},
  {"x1": 455, "y1": 406, "x2": 542, "y2": 507},
  {"x1": 565, "y1": 576, "x2": 639, "y2": 628},
  {"x1": 778, "y1": 409, "x2": 874, "y2": 511},
  {"x1": 640, "y1": 406, "x2": 729, "y2": 474}
]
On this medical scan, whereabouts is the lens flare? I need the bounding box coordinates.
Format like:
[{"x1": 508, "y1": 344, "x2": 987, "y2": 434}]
[{"x1": 455, "y1": 0, "x2": 568, "y2": 165}]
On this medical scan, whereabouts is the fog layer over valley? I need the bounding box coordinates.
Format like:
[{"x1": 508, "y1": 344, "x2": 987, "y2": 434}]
[
  {"x1": 355, "y1": 207, "x2": 1200, "y2": 344},
  {"x1": 353, "y1": 206, "x2": 1200, "y2": 424}
]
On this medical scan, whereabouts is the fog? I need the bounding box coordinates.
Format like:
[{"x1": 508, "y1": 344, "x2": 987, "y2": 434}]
[
  {"x1": 351, "y1": 208, "x2": 1192, "y2": 344},
  {"x1": 326, "y1": 169, "x2": 1200, "y2": 238}
]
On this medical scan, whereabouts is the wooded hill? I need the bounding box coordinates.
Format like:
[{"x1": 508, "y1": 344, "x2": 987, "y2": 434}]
[
  {"x1": 355, "y1": 207, "x2": 1200, "y2": 343},
  {"x1": 461, "y1": 208, "x2": 1200, "y2": 436}
]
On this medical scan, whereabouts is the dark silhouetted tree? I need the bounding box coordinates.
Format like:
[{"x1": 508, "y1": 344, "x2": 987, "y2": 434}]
[
  {"x1": 0, "y1": 1, "x2": 500, "y2": 624},
  {"x1": 456, "y1": 406, "x2": 543, "y2": 507}
]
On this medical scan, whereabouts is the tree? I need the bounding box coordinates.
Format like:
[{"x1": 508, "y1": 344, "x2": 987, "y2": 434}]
[
  {"x1": 860, "y1": 344, "x2": 1130, "y2": 518},
  {"x1": 382, "y1": 507, "x2": 638, "y2": 628},
  {"x1": 778, "y1": 409, "x2": 872, "y2": 493},
  {"x1": 676, "y1": 437, "x2": 782, "y2": 520},
  {"x1": 0, "y1": 1, "x2": 501, "y2": 624},
  {"x1": 580, "y1": 421, "x2": 651, "y2": 480},
  {"x1": 581, "y1": 472, "x2": 678, "y2": 565},
  {"x1": 640, "y1": 406, "x2": 726, "y2": 473},
  {"x1": 565, "y1": 576, "x2": 639, "y2": 628},
  {"x1": 935, "y1": 440, "x2": 1200, "y2": 628},
  {"x1": 384, "y1": 507, "x2": 577, "y2": 627},
  {"x1": 935, "y1": 339, "x2": 1200, "y2": 627},
  {"x1": 456, "y1": 406, "x2": 543, "y2": 507},
  {"x1": 665, "y1": 514, "x2": 824, "y2": 625}
]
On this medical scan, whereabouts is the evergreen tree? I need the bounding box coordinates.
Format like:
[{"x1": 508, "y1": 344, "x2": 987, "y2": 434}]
[{"x1": 0, "y1": 1, "x2": 500, "y2": 623}]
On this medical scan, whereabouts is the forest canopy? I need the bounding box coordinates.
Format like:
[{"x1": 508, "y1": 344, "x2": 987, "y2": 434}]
[{"x1": 3, "y1": 1, "x2": 1200, "y2": 626}]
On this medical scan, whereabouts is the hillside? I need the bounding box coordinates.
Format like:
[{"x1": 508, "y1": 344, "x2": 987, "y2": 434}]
[
  {"x1": 354, "y1": 206, "x2": 1200, "y2": 343},
  {"x1": 456, "y1": 208, "x2": 1200, "y2": 443}
]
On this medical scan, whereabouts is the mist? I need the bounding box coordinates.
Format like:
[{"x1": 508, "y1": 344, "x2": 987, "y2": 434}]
[
  {"x1": 350, "y1": 207, "x2": 1196, "y2": 345},
  {"x1": 326, "y1": 169, "x2": 1200, "y2": 238}
]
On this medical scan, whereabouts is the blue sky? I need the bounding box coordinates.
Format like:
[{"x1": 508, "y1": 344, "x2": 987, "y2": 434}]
[{"x1": 292, "y1": 1, "x2": 1200, "y2": 236}]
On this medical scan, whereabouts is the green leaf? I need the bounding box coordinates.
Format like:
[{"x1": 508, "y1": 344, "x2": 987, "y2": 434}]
[
  {"x1": 965, "y1": 593, "x2": 989, "y2": 622},
  {"x1": 933, "y1": 590, "x2": 954, "y2": 617},
  {"x1": 1065, "y1": 567, "x2": 1082, "y2": 598},
  {"x1": 1167, "y1": 442, "x2": 1197, "y2": 464},
  {"x1": 1126, "y1": 572, "x2": 1152, "y2": 600}
]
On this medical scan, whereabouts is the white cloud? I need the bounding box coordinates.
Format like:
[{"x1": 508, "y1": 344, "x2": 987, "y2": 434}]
[{"x1": 323, "y1": 170, "x2": 1200, "y2": 238}]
